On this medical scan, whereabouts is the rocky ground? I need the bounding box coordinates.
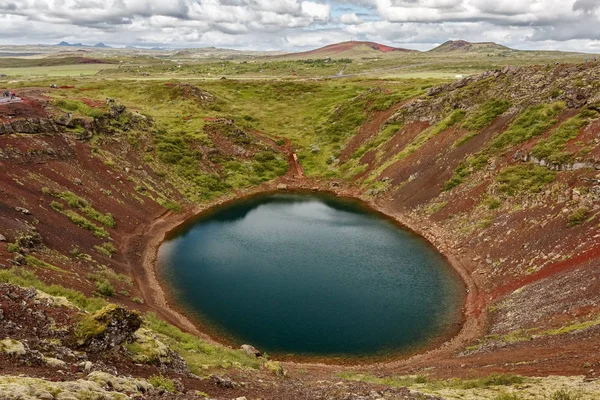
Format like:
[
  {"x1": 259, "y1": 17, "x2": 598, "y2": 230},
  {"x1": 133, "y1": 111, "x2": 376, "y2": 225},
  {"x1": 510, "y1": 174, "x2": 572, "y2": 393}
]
[{"x1": 0, "y1": 64, "x2": 599, "y2": 398}]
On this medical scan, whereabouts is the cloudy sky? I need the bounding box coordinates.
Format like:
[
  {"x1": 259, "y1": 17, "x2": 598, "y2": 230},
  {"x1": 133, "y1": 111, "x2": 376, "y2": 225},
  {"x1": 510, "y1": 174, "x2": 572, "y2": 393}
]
[{"x1": 1, "y1": 0, "x2": 599, "y2": 52}]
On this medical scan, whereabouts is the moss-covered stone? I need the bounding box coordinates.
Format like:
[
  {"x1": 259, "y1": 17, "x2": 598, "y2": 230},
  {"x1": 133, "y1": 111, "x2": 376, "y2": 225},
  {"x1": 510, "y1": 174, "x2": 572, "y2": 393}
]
[
  {"x1": 0, "y1": 339, "x2": 26, "y2": 356},
  {"x1": 126, "y1": 328, "x2": 171, "y2": 364},
  {"x1": 75, "y1": 304, "x2": 142, "y2": 351}
]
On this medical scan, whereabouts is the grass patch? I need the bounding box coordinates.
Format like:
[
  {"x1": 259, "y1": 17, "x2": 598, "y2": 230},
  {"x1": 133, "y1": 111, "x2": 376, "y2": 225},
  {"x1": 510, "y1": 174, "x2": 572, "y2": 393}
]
[
  {"x1": 496, "y1": 165, "x2": 556, "y2": 196},
  {"x1": 455, "y1": 99, "x2": 511, "y2": 146},
  {"x1": 148, "y1": 375, "x2": 177, "y2": 393},
  {"x1": 60, "y1": 209, "x2": 110, "y2": 238},
  {"x1": 338, "y1": 372, "x2": 525, "y2": 391},
  {"x1": 489, "y1": 102, "x2": 564, "y2": 153},
  {"x1": 551, "y1": 389, "x2": 582, "y2": 400},
  {"x1": 444, "y1": 154, "x2": 488, "y2": 191},
  {"x1": 353, "y1": 123, "x2": 402, "y2": 160},
  {"x1": 24, "y1": 255, "x2": 67, "y2": 273},
  {"x1": 531, "y1": 107, "x2": 598, "y2": 165},
  {"x1": 0, "y1": 268, "x2": 107, "y2": 312},
  {"x1": 144, "y1": 312, "x2": 261, "y2": 373},
  {"x1": 568, "y1": 207, "x2": 590, "y2": 227},
  {"x1": 462, "y1": 99, "x2": 511, "y2": 132},
  {"x1": 94, "y1": 242, "x2": 118, "y2": 257},
  {"x1": 54, "y1": 99, "x2": 104, "y2": 119},
  {"x1": 156, "y1": 198, "x2": 182, "y2": 212},
  {"x1": 430, "y1": 109, "x2": 466, "y2": 136},
  {"x1": 51, "y1": 191, "x2": 116, "y2": 228},
  {"x1": 445, "y1": 102, "x2": 563, "y2": 191}
]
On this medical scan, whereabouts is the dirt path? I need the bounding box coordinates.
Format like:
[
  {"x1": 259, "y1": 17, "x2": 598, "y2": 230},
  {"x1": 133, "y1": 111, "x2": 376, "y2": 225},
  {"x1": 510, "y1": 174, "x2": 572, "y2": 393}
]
[{"x1": 250, "y1": 129, "x2": 304, "y2": 179}]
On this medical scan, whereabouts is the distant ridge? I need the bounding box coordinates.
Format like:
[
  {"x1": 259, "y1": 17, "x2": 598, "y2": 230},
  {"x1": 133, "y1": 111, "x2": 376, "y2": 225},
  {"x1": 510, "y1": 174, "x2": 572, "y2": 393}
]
[
  {"x1": 289, "y1": 41, "x2": 414, "y2": 58},
  {"x1": 57, "y1": 41, "x2": 84, "y2": 47},
  {"x1": 429, "y1": 40, "x2": 511, "y2": 53},
  {"x1": 94, "y1": 42, "x2": 111, "y2": 48}
]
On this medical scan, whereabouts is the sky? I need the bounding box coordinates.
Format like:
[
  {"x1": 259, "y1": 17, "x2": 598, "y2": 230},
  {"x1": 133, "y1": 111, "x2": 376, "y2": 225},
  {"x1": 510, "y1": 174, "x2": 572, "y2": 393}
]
[{"x1": 1, "y1": 0, "x2": 599, "y2": 52}]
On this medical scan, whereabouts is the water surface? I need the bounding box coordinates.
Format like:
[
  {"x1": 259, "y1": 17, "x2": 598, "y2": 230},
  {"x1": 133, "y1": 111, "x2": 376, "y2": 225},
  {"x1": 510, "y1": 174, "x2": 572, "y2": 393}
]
[{"x1": 158, "y1": 193, "x2": 463, "y2": 358}]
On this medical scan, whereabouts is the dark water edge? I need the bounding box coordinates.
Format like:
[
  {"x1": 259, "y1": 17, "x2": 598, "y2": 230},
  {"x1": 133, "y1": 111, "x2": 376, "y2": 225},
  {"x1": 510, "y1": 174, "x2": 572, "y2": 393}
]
[{"x1": 158, "y1": 192, "x2": 465, "y2": 360}]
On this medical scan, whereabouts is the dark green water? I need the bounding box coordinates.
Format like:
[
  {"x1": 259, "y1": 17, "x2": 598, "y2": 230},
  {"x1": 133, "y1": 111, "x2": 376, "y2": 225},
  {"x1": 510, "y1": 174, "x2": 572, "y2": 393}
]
[{"x1": 158, "y1": 193, "x2": 464, "y2": 358}]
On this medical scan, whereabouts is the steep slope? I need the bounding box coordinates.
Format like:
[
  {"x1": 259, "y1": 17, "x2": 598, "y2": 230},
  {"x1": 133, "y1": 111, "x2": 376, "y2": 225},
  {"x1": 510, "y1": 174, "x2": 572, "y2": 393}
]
[
  {"x1": 337, "y1": 63, "x2": 600, "y2": 376},
  {"x1": 429, "y1": 40, "x2": 512, "y2": 53},
  {"x1": 1, "y1": 66, "x2": 600, "y2": 398}
]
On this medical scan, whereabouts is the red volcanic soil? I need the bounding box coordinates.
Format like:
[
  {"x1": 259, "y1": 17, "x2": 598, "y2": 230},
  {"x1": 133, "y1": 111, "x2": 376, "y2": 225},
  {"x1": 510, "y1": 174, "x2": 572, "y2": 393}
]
[{"x1": 294, "y1": 41, "x2": 413, "y2": 57}]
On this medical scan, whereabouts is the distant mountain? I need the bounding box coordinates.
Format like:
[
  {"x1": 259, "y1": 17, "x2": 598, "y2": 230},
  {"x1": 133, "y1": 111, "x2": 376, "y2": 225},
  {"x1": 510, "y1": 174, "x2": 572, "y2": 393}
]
[
  {"x1": 94, "y1": 42, "x2": 111, "y2": 48},
  {"x1": 57, "y1": 41, "x2": 84, "y2": 47},
  {"x1": 429, "y1": 40, "x2": 512, "y2": 53},
  {"x1": 288, "y1": 41, "x2": 414, "y2": 59}
]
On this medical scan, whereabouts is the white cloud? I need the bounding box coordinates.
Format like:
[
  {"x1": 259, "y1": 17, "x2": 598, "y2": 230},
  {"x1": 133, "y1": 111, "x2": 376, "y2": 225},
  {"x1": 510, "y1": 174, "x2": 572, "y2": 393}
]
[
  {"x1": 340, "y1": 12, "x2": 364, "y2": 24},
  {"x1": 0, "y1": 0, "x2": 598, "y2": 52}
]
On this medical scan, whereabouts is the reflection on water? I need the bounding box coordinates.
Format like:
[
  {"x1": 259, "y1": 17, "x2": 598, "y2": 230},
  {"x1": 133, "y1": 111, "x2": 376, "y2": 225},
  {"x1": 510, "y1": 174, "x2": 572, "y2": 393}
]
[{"x1": 158, "y1": 194, "x2": 464, "y2": 358}]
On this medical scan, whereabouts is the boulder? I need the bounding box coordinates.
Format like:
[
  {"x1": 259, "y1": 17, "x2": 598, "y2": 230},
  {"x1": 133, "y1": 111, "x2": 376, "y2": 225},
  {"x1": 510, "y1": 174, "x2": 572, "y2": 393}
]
[
  {"x1": 76, "y1": 305, "x2": 142, "y2": 352},
  {"x1": 277, "y1": 183, "x2": 288, "y2": 190},
  {"x1": 241, "y1": 344, "x2": 262, "y2": 358},
  {"x1": 15, "y1": 207, "x2": 31, "y2": 215},
  {"x1": 0, "y1": 234, "x2": 6, "y2": 242}
]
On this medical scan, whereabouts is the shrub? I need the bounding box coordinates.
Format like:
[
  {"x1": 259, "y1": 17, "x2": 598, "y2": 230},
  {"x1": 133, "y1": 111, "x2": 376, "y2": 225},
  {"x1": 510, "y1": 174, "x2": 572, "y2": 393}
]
[
  {"x1": 95, "y1": 280, "x2": 115, "y2": 297},
  {"x1": 496, "y1": 165, "x2": 556, "y2": 196},
  {"x1": 568, "y1": 207, "x2": 589, "y2": 227}
]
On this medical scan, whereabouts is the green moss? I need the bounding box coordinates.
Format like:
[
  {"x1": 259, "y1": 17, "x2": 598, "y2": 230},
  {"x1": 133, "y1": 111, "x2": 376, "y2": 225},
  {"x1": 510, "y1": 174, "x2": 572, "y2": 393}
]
[
  {"x1": 126, "y1": 328, "x2": 170, "y2": 364},
  {"x1": 54, "y1": 99, "x2": 105, "y2": 118},
  {"x1": 76, "y1": 314, "x2": 108, "y2": 343}
]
